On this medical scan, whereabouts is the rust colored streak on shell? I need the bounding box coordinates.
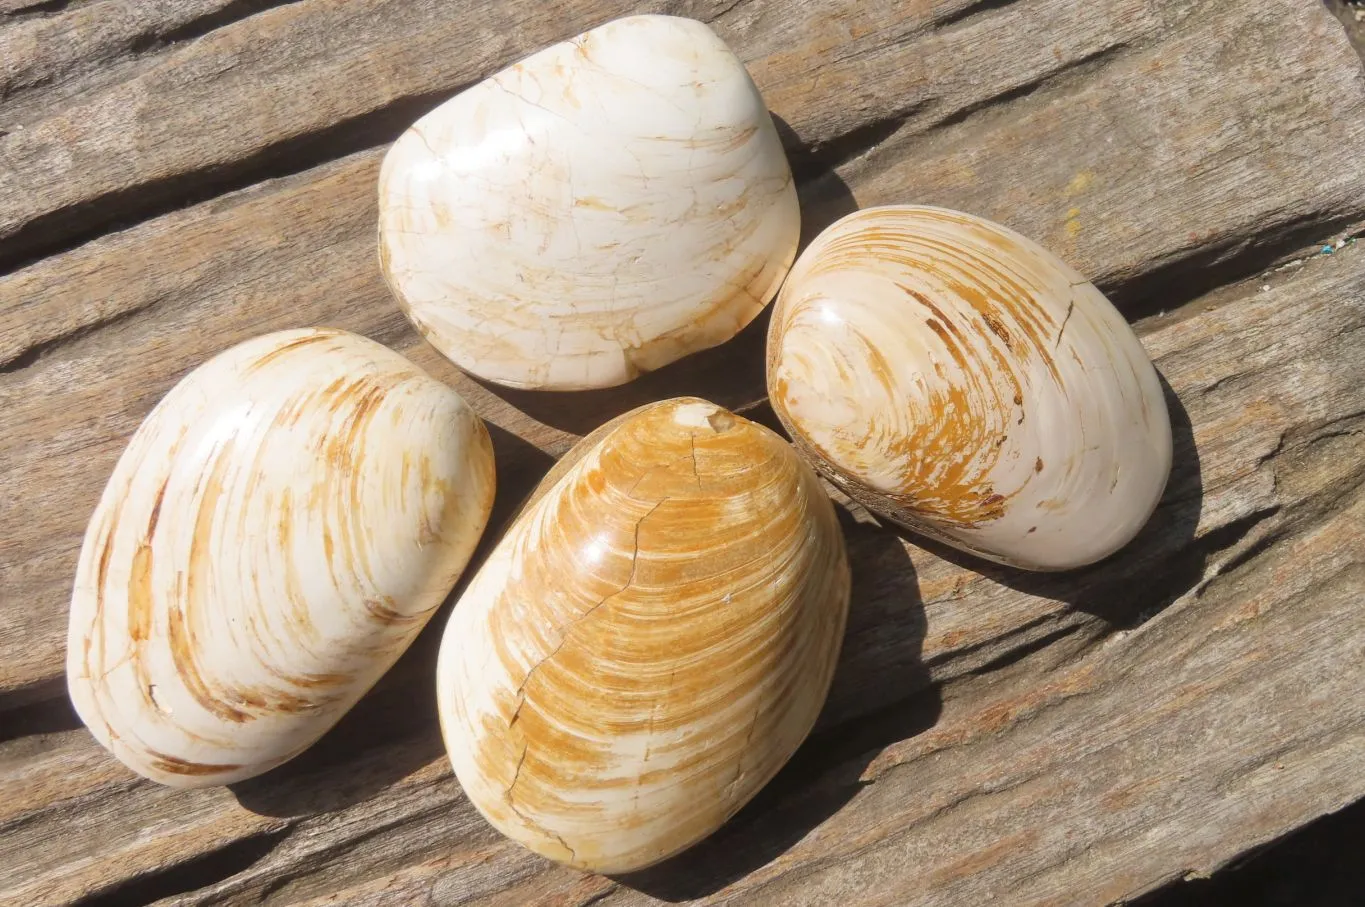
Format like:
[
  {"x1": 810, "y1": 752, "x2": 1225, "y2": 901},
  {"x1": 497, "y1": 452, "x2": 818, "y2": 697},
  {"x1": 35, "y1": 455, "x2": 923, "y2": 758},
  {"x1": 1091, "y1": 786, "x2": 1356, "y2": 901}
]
[
  {"x1": 878, "y1": 217, "x2": 1062, "y2": 383},
  {"x1": 364, "y1": 595, "x2": 425, "y2": 625},
  {"x1": 127, "y1": 544, "x2": 154, "y2": 643},
  {"x1": 127, "y1": 539, "x2": 159, "y2": 712},
  {"x1": 144, "y1": 750, "x2": 243, "y2": 778},
  {"x1": 146, "y1": 477, "x2": 169, "y2": 538},
  {"x1": 899, "y1": 284, "x2": 966, "y2": 343},
  {"x1": 855, "y1": 329, "x2": 900, "y2": 398},
  {"x1": 168, "y1": 606, "x2": 249, "y2": 723},
  {"x1": 273, "y1": 489, "x2": 351, "y2": 694},
  {"x1": 243, "y1": 683, "x2": 323, "y2": 715},
  {"x1": 982, "y1": 311, "x2": 1013, "y2": 350},
  {"x1": 92, "y1": 519, "x2": 117, "y2": 643},
  {"x1": 416, "y1": 455, "x2": 441, "y2": 544},
  {"x1": 275, "y1": 487, "x2": 319, "y2": 652},
  {"x1": 285, "y1": 670, "x2": 351, "y2": 690},
  {"x1": 174, "y1": 438, "x2": 253, "y2": 724},
  {"x1": 339, "y1": 380, "x2": 394, "y2": 582},
  {"x1": 704, "y1": 122, "x2": 759, "y2": 156},
  {"x1": 96, "y1": 521, "x2": 117, "y2": 594},
  {"x1": 573, "y1": 196, "x2": 617, "y2": 212},
  {"x1": 923, "y1": 317, "x2": 954, "y2": 350},
  {"x1": 244, "y1": 331, "x2": 335, "y2": 374},
  {"x1": 85, "y1": 498, "x2": 125, "y2": 688},
  {"x1": 886, "y1": 280, "x2": 1023, "y2": 525}
]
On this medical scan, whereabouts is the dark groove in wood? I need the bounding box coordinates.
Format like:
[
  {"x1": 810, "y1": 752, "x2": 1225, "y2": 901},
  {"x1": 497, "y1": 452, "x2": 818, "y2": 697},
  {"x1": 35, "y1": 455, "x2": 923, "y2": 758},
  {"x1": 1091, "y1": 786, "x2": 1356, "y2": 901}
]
[
  {"x1": 1131, "y1": 797, "x2": 1365, "y2": 907},
  {"x1": 0, "y1": 694, "x2": 80, "y2": 745},
  {"x1": 1, "y1": 0, "x2": 78, "y2": 21},
  {"x1": 931, "y1": 41, "x2": 1130, "y2": 131},
  {"x1": 933, "y1": 0, "x2": 1025, "y2": 30},
  {"x1": 127, "y1": 0, "x2": 308, "y2": 56},
  {"x1": 779, "y1": 100, "x2": 934, "y2": 183},
  {"x1": 0, "y1": 298, "x2": 156, "y2": 373},
  {"x1": 964, "y1": 623, "x2": 1087, "y2": 676},
  {"x1": 1107, "y1": 212, "x2": 1365, "y2": 320},
  {"x1": 0, "y1": 676, "x2": 65, "y2": 714},
  {"x1": 72, "y1": 827, "x2": 293, "y2": 907},
  {"x1": 0, "y1": 84, "x2": 468, "y2": 278}
]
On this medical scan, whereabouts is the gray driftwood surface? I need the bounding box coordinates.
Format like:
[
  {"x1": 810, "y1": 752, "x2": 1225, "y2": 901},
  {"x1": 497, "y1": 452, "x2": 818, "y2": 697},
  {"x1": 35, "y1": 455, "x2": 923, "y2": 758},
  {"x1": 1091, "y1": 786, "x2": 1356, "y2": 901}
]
[{"x1": 2, "y1": 0, "x2": 1364, "y2": 904}]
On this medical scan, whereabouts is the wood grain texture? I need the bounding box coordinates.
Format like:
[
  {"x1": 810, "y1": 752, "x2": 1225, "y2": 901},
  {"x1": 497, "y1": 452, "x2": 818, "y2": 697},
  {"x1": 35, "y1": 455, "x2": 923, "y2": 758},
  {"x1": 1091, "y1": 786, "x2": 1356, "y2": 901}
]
[{"x1": 1, "y1": 0, "x2": 1364, "y2": 903}]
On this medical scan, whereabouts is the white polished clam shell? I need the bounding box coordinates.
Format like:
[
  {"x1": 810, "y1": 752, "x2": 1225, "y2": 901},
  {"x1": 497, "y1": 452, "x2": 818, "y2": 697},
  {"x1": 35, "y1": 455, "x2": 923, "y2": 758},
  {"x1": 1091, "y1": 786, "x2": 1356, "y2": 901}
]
[
  {"x1": 436, "y1": 398, "x2": 850, "y2": 873},
  {"x1": 378, "y1": 14, "x2": 799, "y2": 391},
  {"x1": 767, "y1": 206, "x2": 1172, "y2": 571},
  {"x1": 67, "y1": 328, "x2": 496, "y2": 787}
]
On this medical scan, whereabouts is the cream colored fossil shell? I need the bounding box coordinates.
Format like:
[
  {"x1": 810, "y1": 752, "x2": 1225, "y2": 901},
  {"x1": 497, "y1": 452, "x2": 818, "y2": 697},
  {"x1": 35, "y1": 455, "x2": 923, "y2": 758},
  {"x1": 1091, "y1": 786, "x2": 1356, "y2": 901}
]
[
  {"x1": 767, "y1": 206, "x2": 1172, "y2": 571},
  {"x1": 436, "y1": 398, "x2": 850, "y2": 873},
  {"x1": 67, "y1": 328, "x2": 496, "y2": 787},
  {"x1": 377, "y1": 15, "x2": 799, "y2": 391}
]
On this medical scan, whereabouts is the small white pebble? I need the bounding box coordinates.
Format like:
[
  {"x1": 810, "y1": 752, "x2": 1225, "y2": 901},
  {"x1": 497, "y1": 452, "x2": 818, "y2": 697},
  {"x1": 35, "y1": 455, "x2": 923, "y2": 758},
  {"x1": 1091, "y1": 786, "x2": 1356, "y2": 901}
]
[{"x1": 1261, "y1": 284, "x2": 1271, "y2": 292}]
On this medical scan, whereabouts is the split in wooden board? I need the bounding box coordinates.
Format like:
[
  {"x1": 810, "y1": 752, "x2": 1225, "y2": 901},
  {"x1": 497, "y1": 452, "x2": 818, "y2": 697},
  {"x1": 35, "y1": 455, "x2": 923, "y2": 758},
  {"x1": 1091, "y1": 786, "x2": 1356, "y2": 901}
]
[{"x1": 0, "y1": 0, "x2": 1364, "y2": 903}]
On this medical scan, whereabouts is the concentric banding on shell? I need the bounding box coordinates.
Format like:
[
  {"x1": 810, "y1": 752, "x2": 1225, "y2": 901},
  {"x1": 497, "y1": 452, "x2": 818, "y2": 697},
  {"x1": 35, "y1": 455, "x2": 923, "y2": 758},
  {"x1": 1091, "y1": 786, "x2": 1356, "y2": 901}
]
[
  {"x1": 436, "y1": 398, "x2": 850, "y2": 873},
  {"x1": 67, "y1": 329, "x2": 496, "y2": 787},
  {"x1": 767, "y1": 205, "x2": 1172, "y2": 571},
  {"x1": 378, "y1": 14, "x2": 799, "y2": 391}
]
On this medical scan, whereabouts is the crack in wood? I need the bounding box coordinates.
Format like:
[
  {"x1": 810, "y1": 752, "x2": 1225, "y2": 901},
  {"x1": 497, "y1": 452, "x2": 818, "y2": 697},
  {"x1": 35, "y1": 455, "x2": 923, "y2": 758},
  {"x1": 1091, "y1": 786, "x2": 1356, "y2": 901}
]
[
  {"x1": 931, "y1": 41, "x2": 1131, "y2": 131},
  {"x1": 0, "y1": 297, "x2": 158, "y2": 373},
  {"x1": 1, "y1": 0, "x2": 80, "y2": 21},
  {"x1": 932, "y1": 0, "x2": 1026, "y2": 31},
  {"x1": 0, "y1": 81, "x2": 475, "y2": 277},
  {"x1": 128, "y1": 0, "x2": 310, "y2": 56}
]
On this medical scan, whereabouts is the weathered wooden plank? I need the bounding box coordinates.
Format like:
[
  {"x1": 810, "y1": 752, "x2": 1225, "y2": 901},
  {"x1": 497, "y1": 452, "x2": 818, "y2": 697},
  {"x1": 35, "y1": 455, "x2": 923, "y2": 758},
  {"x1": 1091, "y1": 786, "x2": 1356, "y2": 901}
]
[
  {"x1": 3, "y1": 232, "x2": 1360, "y2": 907},
  {"x1": 2, "y1": 0, "x2": 1356, "y2": 276},
  {"x1": 0, "y1": 0, "x2": 1158, "y2": 365},
  {"x1": 0, "y1": 0, "x2": 700, "y2": 266},
  {"x1": 0, "y1": 0, "x2": 252, "y2": 133},
  {"x1": 2, "y1": 0, "x2": 1364, "y2": 903},
  {"x1": 833, "y1": 0, "x2": 1365, "y2": 312},
  {"x1": 4, "y1": 0, "x2": 1363, "y2": 703}
]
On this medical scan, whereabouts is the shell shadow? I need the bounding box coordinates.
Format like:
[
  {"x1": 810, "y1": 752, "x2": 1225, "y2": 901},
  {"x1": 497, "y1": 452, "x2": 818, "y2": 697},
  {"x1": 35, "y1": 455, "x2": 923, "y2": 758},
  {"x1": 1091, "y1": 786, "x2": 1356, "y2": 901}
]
[
  {"x1": 470, "y1": 114, "x2": 858, "y2": 437},
  {"x1": 891, "y1": 371, "x2": 1205, "y2": 627},
  {"x1": 230, "y1": 425, "x2": 554, "y2": 818},
  {"x1": 617, "y1": 404, "x2": 942, "y2": 902}
]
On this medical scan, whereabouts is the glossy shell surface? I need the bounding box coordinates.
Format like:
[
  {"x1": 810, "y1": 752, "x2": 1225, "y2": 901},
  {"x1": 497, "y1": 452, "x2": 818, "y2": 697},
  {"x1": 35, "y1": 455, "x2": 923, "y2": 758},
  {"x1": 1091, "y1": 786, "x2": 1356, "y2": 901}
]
[
  {"x1": 67, "y1": 329, "x2": 496, "y2": 787},
  {"x1": 767, "y1": 206, "x2": 1172, "y2": 571},
  {"x1": 378, "y1": 14, "x2": 799, "y2": 391},
  {"x1": 436, "y1": 398, "x2": 850, "y2": 873}
]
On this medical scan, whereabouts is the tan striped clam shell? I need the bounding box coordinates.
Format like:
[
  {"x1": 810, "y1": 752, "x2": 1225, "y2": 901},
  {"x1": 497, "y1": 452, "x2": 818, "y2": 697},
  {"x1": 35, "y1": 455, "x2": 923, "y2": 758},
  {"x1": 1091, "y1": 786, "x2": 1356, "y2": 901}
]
[
  {"x1": 67, "y1": 329, "x2": 496, "y2": 787},
  {"x1": 767, "y1": 206, "x2": 1172, "y2": 571},
  {"x1": 436, "y1": 398, "x2": 850, "y2": 873},
  {"x1": 378, "y1": 14, "x2": 799, "y2": 390}
]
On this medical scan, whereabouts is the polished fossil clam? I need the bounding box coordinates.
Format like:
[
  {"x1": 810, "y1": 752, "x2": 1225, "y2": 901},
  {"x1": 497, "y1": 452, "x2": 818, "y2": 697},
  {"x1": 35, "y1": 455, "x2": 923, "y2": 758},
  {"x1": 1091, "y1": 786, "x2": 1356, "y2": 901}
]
[
  {"x1": 378, "y1": 14, "x2": 799, "y2": 391},
  {"x1": 67, "y1": 328, "x2": 496, "y2": 787},
  {"x1": 436, "y1": 398, "x2": 850, "y2": 873},
  {"x1": 767, "y1": 206, "x2": 1172, "y2": 571}
]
